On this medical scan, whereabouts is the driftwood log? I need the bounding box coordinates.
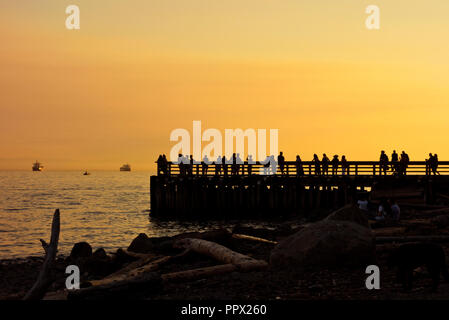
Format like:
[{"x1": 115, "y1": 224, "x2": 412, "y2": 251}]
[
  {"x1": 376, "y1": 235, "x2": 449, "y2": 244},
  {"x1": 87, "y1": 249, "x2": 191, "y2": 287},
  {"x1": 232, "y1": 233, "x2": 278, "y2": 245},
  {"x1": 167, "y1": 238, "x2": 268, "y2": 282},
  {"x1": 23, "y1": 209, "x2": 60, "y2": 300}
]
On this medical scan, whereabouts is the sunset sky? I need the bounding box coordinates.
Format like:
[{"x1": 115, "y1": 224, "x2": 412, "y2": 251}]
[{"x1": 1, "y1": 0, "x2": 449, "y2": 171}]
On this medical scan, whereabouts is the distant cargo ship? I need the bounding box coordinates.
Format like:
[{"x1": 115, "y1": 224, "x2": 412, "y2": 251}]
[
  {"x1": 120, "y1": 164, "x2": 131, "y2": 171},
  {"x1": 32, "y1": 161, "x2": 43, "y2": 171}
]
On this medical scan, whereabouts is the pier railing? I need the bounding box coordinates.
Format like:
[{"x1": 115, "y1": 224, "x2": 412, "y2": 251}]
[{"x1": 156, "y1": 161, "x2": 449, "y2": 177}]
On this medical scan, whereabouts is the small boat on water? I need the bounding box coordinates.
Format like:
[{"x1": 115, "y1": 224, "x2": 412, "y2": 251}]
[
  {"x1": 120, "y1": 163, "x2": 131, "y2": 171},
  {"x1": 32, "y1": 161, "x2": 43, "y2": 171},
  {"x1": 83, "y1": 171, "x2": 90, "y2": 175}
]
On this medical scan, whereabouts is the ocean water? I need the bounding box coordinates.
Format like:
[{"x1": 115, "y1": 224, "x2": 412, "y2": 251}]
[{"x1": 0, "y1": 171, "x2": 242, "y2": 259}]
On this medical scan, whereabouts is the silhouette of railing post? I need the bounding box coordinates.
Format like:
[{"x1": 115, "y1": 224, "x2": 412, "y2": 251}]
[{"x1": 355, "y1": 164, "x2": 358, "y2": 176}]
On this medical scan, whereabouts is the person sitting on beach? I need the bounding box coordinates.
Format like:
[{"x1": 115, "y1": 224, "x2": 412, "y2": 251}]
[
  {"x1": 278, "y1": 152, "x2": 285, "y2": 175},
  {"x1": 295, "y1": 155, "x2": 304, "y2": 176},
  {"x1": 322, "y1": 154, "x2": 330, "y2": 175},
  {"x1": 379, "y1": 151, "x2": 389, "y2": 175},
  {"x1": 357, "y1": 195, "x2": 369, "y2": 211},
  {"x1": 390, "y1": 198, "x2": 401, "y2": 221},
  {"x1": 376, "y1": 198, "x2": 390, "y2": 221},
  {"x1": 331, "y1": 155, "x2": 339, "y2": 175},
  {"x1": 341, "y1": 155, "x2": 348, "y2": 175},
  {"x1": 313, "y1": 154, "x2": 321, "y2": 175}
]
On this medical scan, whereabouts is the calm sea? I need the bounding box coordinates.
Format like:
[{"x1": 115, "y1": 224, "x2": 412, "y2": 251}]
[{"x1": 0, "y1": 171, "x2": 246, "y2": 259}]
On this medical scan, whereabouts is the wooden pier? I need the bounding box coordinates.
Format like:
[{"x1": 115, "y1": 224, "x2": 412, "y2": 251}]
[{"x1": 150, "y1": 161, "x2": 449, "y2": 219}]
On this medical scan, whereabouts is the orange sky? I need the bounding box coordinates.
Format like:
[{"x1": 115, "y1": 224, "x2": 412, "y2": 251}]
[{"x1": 1, "y1": 1, "x2": 449, "y2": 171}]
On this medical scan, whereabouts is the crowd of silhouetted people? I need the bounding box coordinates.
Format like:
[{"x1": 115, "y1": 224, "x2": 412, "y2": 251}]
[{"x1": 156, "y1": 150, "x2": 441, "y2": 177}]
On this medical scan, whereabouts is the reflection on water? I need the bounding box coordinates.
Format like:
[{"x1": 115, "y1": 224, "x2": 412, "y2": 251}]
[{"x1": 0, "y1": 171, "x2": 273, "y2": 259}]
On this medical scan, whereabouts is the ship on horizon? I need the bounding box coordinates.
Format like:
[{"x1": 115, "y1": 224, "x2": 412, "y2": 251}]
[
  {"x1": 120, "y1": 163, "x2": 131, "y2": 171},
  {"x1": 32, "y1": 161, "x2": 43, "y2": 172}
]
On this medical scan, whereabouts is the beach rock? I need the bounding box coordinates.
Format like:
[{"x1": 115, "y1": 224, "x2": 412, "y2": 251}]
[
  {"x1": 92, "y1": 248, "x2": 108, "y2": 259},
  {"x1": 270, "y1": 220, "x2": 375, "y2": 270},
  {"x1": 70, "y1": 242, "x2": 93, "y2": 260},
  {"x1": 113, "y1": 248, "x2": 140, "y2": 266},
  {"x1": 324, "y1": 204, "x2": 370, "y2": 229},
  {"x1": 85, "y1": 248, "x2": 114, "y2": 278},
  {"x1": 232, "y1": 226, "x2": 276, "y2": 240},
  {"x1": 128, "y1": 233, "x2": 154, "y2": 253}
]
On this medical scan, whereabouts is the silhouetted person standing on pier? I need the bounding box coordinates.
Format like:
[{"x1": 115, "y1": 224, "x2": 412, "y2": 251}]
[
  {"x1": 202, "y1": 155, "x2": 210, "y2": 176},
  {"x1": 278, "y1": 152, "x2": 285, "y2": 175},
  {"x1": 247, "y1": 155, "x2": 254, "y2": 175},
  {"x1": 322, "y1": 154, "x2": 330, "y2": 175},
  {"x1": 189, "y1": 155, "x2": 194, "y2": 175},
  {"x1": 231, "y1": 153, "x2": 237, "y2": 176},
  {"x1": 161, "y1": 154, "x2": 168, "y2": 175},
  {"x1": 222, "y1": 155, "x2": 228, "y2": 177},
  {"x1": 295, "y1": 155, "x2": 304, "y2": 176},
  {"x1": 430, "y1": 153, "x2": 440, "y2": 175},
  {"x1": 261, "y1": 155, "x2": 271, "y2": 175},
  {"x1": 215, "y1": 156, "x2": 222, "y2": 175},
  {"x1": 157, "y1": 154, "x2": 164, "y2": 176},
  {"x1": 380, "y1": 151, "x2": 389, "y2": 175},
  {"x1": 341, "y1": 155, "x2": 348, "y2": 175},
  {"x1": 399, "y1": 151, "x2": 409, "y2": 175},
  {"x1": 177, "y1": 154, "x2": 185, "y2": 176},
  {"x1": 331, "y1": 155, "x2": 339, "y2": 175},
  {"x1": 236, "y1": 153, "x2": 242, "y2": 175},
  {"x1": 391, "y1": 150, "x2": 399, "y2": 174},
  {"x1": 313, "y1": 154, "x2": 321, "y2": 175}
]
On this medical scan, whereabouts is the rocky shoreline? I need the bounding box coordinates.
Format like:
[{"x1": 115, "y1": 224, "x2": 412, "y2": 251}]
[{"x1": 2, "y1": 204, "x2": 449, "y2": 300}]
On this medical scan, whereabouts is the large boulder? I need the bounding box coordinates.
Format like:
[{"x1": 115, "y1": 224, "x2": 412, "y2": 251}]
[
  {"x1": 70, "y1": 242, "x2": 93, "y2": 260},
  {"x1": 270, "y1": 220, "x2": 375, "y2": 270},
  {"x1": 85, "y1": 248, "x2": 115, "y2": 278},
  {"x1": 127, "y1": 233, "x2": 154, "y2": 253},
  {"x1": 324, "y1": 204, "x2": 370, "y2": 228}
]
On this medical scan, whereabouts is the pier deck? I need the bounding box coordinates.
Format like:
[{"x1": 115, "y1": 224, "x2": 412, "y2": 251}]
[{"x1": 150, "y1": 161, "x2": 449, "y2": 218}]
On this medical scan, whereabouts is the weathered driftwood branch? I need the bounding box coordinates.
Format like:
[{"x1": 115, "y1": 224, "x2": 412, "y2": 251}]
[
  {"x1": 173, "y1": 238, "x2": 257, "y2": 265},
  {"x1": 162, "y1": 264, "x2": 238, "y2": 283},
  {"x1": 376, "y1": 235, "x2": 449, "y2": 244},
  {"x1": 232, "y1": 233, "x2": 278, "y2": 245},
  {"x1": 165, "y1": 238, "x2": 268, "y2": 283},
  {"x1": 24, "y1": 209, "x2": 60, "y2": 300},
  {"x1": 87, "y1": 249, "x2": 191, "y2": 287}
]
